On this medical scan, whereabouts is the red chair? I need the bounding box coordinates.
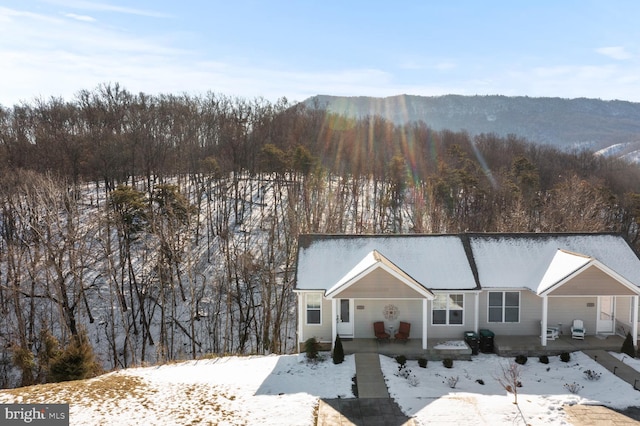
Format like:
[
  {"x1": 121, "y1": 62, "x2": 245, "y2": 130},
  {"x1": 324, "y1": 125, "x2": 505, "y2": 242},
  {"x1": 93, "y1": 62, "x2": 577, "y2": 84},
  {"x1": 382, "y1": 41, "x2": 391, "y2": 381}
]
[
  {"x1": 373, "y1": 321, "x2": 390, "y2": 342},
  {"x1": 395, "y1": 321, "x2": 411, "y2": 343}
]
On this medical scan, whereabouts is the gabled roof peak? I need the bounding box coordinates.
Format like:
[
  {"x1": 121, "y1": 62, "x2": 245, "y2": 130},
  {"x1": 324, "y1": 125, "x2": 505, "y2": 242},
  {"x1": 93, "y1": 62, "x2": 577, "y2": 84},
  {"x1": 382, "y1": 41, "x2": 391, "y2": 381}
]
[{"x1": 557, "y1": 248, "x2": 592, "y2": 259}]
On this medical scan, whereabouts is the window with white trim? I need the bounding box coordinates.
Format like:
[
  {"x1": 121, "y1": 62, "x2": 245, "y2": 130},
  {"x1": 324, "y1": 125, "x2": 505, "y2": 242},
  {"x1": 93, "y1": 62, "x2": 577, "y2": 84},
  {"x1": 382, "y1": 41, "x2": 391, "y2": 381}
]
[
  {"x1": 306, "y1": 293, "x2": 321, "y2": 325},
  {"x1": 432, "y1": 293, "x2": 464, "y2": 325},
  {"x1": 488, "y1": 291, "x2": 520, "y2": 323}
]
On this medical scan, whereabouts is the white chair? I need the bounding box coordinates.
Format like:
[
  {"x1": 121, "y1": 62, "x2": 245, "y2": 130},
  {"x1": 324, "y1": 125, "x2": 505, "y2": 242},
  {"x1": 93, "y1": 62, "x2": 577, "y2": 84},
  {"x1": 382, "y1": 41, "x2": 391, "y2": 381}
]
[
  {"x1": 571, "y1": 319, "x2": 586, "y2": 340},
  {"x1": 542, "y1": 322, "x2": 559, "y2": 340}
]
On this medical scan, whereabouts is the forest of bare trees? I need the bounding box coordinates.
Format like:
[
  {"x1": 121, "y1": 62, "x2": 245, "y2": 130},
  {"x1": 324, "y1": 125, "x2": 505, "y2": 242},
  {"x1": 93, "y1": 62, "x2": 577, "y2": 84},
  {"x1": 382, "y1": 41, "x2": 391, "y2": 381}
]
[{"x1": 2, "y1": 83, "x2": 640, "y2": 388}]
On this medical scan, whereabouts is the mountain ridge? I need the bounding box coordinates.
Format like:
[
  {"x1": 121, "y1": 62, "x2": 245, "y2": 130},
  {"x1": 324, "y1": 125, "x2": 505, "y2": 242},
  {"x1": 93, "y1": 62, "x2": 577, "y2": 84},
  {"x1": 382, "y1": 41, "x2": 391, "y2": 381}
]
[{"x1": 303, "y1": 94, "x2": 640, "y2": 161}]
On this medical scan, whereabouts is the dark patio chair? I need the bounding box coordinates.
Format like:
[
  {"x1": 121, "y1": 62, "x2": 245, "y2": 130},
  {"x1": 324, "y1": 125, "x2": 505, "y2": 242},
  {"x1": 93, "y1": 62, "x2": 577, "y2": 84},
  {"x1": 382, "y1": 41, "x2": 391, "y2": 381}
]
[
  {"x1": 395, "y1": 321, "x2": 411, "y2": 343},
  {"x1": 374, "y1": 321, "x2": 390, "y2": 342}
]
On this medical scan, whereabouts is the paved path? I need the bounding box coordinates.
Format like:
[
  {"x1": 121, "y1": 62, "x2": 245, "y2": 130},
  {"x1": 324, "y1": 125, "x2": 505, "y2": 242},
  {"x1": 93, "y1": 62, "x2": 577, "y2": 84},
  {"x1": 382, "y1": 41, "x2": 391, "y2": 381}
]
[
  {"x1": 317, "y1": 350, "x2": 640, "y2": 425},
  {"x1": 354, "y1": 353, "x2": 389, "y2": 398},
  {"x1": 564, "y1": 405, "x2": 640, "y2": 425},
  {"x1": 317, "y1": 353, "x2": 414, "y2": 425},
  {"x1": 583, "y1": 349, "x2": 640, "y2": 390}
]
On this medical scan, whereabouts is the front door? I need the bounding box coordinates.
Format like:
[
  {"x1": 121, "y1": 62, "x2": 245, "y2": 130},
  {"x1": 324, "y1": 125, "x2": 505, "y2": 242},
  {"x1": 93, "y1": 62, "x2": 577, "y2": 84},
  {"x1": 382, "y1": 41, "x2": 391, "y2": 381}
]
[
  {"x1": 597, "y1": 296, "x2": 615, "y2": 334},
  {"x1": 336, "y1": 299, "x2": 354, "y2": 337}
]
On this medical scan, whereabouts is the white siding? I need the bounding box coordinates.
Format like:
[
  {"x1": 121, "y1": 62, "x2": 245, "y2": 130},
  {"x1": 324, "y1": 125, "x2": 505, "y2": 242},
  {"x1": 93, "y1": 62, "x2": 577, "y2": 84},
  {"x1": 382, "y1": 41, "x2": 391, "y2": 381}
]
[
  {"x1": 547, "y1": 297, "x2": 597, "y2": 336},
  {"x1": 353, "y1": 300, "x2": 423, "y2": 339},
  {"x1": 299, "y1": 293, "x2": 333, "y2": 344},
  {"x1": 428, "y1": 292, "x2": 477, "y2": 339},
  {"x1": 478, "y1": 290, "x2": 542, "y2": 335}
]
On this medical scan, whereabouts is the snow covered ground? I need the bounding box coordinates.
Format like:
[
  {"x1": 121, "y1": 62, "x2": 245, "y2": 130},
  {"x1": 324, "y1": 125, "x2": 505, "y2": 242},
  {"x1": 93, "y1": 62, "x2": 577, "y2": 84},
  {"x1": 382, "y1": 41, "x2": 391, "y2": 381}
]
[{"x1": 0, "y1": 352, "x2": 638, "y2": 425}]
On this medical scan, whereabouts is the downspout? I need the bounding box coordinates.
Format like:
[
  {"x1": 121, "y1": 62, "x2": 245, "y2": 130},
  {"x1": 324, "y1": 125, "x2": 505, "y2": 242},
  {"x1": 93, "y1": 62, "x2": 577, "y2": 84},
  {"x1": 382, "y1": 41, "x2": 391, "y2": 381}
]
[
  {"x1": 297, "y1": 293, "x2": 303, "y2": 352},
  {"x1": 633, "y1": 295, "x2": 639, "y2": 348}
]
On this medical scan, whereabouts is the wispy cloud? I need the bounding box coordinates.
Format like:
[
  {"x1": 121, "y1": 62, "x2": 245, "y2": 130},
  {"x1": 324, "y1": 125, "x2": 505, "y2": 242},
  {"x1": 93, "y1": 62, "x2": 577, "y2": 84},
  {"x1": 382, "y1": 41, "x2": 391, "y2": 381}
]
[
  {"x1": 64, "y1": 12, "x2": 95, "y2": 22},
  {"x1": 596, "y1": 46, "x2": 633, "y2": 60},
  {"x1": 43, "y1": 0, "x2": 171, "y2": 18}
]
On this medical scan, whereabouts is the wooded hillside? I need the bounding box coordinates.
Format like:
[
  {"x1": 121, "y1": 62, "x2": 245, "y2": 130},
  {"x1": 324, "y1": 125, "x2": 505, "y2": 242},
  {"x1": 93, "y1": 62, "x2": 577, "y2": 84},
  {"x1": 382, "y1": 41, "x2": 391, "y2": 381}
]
[{"x1": 2, "y1": 84, "x2": 640, "y2": 388}]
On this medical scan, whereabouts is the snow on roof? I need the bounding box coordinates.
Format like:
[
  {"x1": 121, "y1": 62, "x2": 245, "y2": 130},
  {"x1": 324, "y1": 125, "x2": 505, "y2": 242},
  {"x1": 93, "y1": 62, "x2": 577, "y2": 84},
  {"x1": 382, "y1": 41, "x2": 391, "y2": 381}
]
[
  {"x1": 296, "y1": 233, "x2": 640, "y2": 294},
  {"x1": 325, "y1": 250, "x2": 434, "y2": 298},
  {"x1": 536, "y1": 250, "x2": 591, "y2": 294},
  {"x1": 468, "y1": 233, "x2": 640, "y2": 292},
  {"x1": 296, "y1": 235, "x2": 478, "y2": 291}
]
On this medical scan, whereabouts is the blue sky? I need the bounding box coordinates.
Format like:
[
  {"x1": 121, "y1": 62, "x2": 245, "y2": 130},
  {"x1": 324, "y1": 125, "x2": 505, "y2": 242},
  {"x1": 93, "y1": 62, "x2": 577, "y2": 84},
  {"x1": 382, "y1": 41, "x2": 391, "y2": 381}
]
[{"x1": 2, "y1": 0, "x2": 640, "y2": 106}]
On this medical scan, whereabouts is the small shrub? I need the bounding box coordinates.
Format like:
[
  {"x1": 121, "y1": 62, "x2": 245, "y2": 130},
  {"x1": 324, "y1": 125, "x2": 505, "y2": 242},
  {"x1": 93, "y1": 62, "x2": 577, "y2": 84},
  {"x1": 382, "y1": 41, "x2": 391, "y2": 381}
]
[
  {"x1": 538, "y1": 355, "x2": 549, "y2": 364},
  {"x1": 621, "y1": 332, "x2": 636, "y2": 358},
  {"x1": 446, "y1": 376, "x2": 459, "y2": 388},
  {"x1": 332, "y1": 335, "x2": 344, "y2": 364},
  {"x1": 418, "y1": 357, "x2": 428, "y2": 368},
  {"x1": 407, "y1": 374, "x2": 420, "y2": 387},
  {"x1": 514, "y1": 355, "x2": 528, "y2": 365},
  {"x1": 304, "y1": 337, "x2": 320, "y2": 361},
  {"x1": 442, "y1": 358, "x2": 453, "y2": 369},
  {"x1": 560, "y1": 352, "x2": 571, "y2": 363},
  {"x1": 395, "y1": 355, "x2": 407, "y2": 366},
  {"x1": 395, "y1": 363, "x2": 419, "y2": 386},
  {"x1": 49, "y1": 331, "x2": 101, "y2": 383},
  {"x1": 351, "y1": 375, "x2": 358, "y2": 397},
  {"x1": 583, "y1": 369, "x2": 601, "y2": 381},
  {"x1": 563, "y1": 382, "x2": 583, "y2": 394}
]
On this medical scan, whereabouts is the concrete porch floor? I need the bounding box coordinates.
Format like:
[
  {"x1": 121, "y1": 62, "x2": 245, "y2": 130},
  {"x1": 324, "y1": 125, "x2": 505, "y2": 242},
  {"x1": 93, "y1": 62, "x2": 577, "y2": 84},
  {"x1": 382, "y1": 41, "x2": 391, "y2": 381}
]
[
  {"x1": 340, "y1": 334, "x2": 628, "y2": 359},
  {"x1": 494, "y1": 333, "x2": 626, "y2": 356},
  {"x1": 341, "y1": 338, "x2": 471, "y2": 360}
]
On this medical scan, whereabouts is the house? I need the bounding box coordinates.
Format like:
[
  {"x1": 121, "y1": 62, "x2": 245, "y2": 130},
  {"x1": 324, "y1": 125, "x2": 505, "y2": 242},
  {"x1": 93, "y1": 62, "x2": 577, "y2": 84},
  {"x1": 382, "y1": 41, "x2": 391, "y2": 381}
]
[{"x1": 294, "y1": 233, "x2": 640, "y2": 352}]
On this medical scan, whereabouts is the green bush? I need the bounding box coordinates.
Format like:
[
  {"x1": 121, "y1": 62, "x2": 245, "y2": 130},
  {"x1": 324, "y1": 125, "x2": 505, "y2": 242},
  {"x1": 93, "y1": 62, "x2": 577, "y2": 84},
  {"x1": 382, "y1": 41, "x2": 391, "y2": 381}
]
[
  {"x1": 560, "y1": 352, "x2": 571, "y2": 363},
  {"x1": 418, "y1": 357, "x2": 428, "y2": 368},
  {"x1": 332, "y1": 335, "x2": 344, "y2": 364},
  {"x1": 621, "y1": 332, "x2": 636, "y2": 358},
  {"x1": 49, "y1": 331, "x2": 100, "y2": 383},
  {"x1": 303, "y1": 337, "x2": 320, "y2": 361},
  {"x1": 515, "y1": 354, "x2": 528, "y2": 365},
  {"x1": 395, "y1": 355, "x2": 407, "y2": 366},
  {"x1": 442, "y1": 358, "x2": 453, "y2": 368},
  {"x1": 538, "y1": 355, "x2": 549, "y2": 364}
]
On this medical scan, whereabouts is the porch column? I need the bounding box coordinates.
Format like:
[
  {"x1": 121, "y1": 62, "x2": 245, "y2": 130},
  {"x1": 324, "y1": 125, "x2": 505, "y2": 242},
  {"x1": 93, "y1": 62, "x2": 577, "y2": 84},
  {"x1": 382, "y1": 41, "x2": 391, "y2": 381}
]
[
  {"x1": 422, "y1": 298, "x2": 428, "y2": 350},
  {"x1": 331, "y1": 298, "x2": 337, "y2": 350},
  {"x1": 474, "y1": 292, "x2": 480, "y2": 333},
  {"x1": 633, "y1": 295, "x2": 639, "y2": 348},
  {"x1": 541, "y1": 296, "x2": 548, "y2": 346}
]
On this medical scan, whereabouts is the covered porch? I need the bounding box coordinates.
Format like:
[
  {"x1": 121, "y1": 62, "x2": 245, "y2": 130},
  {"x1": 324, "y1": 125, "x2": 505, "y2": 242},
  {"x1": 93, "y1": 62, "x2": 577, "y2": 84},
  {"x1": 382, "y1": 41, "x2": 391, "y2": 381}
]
[
  {"x1": 340, "y1": 338, "x2": 472, "y2": 360},
  {"x1": 326, "y1": 250, "x2": 434, "y2": 350},
  {"x1": 338, "y1": 334, "x2": 627, "y2": 359},
  {"x1": 538, "y1": 250, "x2": 640, "y2": 348},
  {"x1": 495, "y1": 333, "x2": 626, "y2": 356}
]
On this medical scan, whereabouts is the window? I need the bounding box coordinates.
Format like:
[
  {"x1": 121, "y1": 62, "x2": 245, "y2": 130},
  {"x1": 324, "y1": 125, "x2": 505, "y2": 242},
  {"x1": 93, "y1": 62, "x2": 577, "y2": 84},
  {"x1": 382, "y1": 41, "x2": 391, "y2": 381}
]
[
  {"x1": 488, "y1": 291, "x2": 520, "y2": 323},
  {"x1": 306, "y1": 293, "x2": 321, "y2": 325},
  {"x1": 432, "y1": 293, "x2": 464, "y2": 325}
]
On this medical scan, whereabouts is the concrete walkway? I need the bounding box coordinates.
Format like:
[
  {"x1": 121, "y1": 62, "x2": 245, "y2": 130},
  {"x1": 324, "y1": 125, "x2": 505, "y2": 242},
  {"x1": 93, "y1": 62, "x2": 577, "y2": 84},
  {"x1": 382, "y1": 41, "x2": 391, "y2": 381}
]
[
  {"x1": 354, "y1": 353, "x2": 389, "y2": 398},
  {"x1": 564, "y1": 405, "x2": 640, "y2": 425},
  {"x1": 584, "y1": 349, "x2": 640, "y2": 390},
  {"x1": 317, "y1": 353, "x2": 414, "y2": 425}
]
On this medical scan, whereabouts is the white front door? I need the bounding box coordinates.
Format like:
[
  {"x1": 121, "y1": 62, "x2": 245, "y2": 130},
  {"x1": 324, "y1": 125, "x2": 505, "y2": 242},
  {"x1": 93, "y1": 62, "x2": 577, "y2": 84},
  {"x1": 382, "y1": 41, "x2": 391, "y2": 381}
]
[
  {"x1": 596, "y1": 296, "x2": 615, "y2": 334},
  {"x1": 336, "y1": 299, "x2": 354, "y2": 337}
]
